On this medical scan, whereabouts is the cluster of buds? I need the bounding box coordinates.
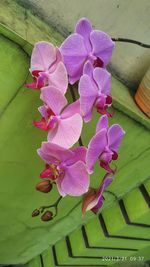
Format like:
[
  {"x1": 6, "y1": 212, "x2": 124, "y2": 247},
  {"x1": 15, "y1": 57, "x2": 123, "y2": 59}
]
[{"x1": 26, "y1": 18, "x2": 125, "y2": 221}]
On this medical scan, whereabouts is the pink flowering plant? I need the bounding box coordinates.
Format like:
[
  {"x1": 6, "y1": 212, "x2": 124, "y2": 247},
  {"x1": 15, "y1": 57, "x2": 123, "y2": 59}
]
[{"x1": 29, "y1": 18, "x2": 125, "y2": 222}]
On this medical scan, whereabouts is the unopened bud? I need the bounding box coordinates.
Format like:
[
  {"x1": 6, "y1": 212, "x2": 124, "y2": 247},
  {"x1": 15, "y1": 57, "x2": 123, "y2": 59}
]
[
  {"x1": 32, "y1": 209, "x2": 40, "y2": 217},
  {"x1": 36, "y1": 180, "x2": 52, "y2": 193},
  {"x1": 41, "y1": 211, "x2": 53, "y2": 221}
]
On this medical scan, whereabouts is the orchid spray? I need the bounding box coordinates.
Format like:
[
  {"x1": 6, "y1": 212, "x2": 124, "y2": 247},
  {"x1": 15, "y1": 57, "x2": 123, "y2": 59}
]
[{"x1": 28, "y1": 18, "x2": 126, "y2": 221}]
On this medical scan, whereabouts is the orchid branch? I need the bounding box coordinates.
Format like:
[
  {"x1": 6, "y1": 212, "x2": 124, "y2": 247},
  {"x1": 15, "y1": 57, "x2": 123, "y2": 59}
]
[
  {"x1": 104, "y1": 190, "x2": 118, "y2": 200},
  {"x1": 39, "y1": 196, "x2": 62, "y2": 214},
  {"x1": 32, "y1": 196, "x2": 62, "y2": 221},
  {"x1": 112, "y1": 37, "x2": 150, "y2": 48}
]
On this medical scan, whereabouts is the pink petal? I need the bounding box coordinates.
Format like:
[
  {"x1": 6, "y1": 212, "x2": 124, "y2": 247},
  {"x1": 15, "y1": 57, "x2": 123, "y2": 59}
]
[
  {"x1": 61, "y1": 161, "x2": 89, "y2": 196},
  {"x1": 50, "y1": 48, "x2": 63, "y2": 73},
  {"x1": 86, "y1": 129, "x2": 107, "y2": 173},
  {"x1": 37, "y1": 142, "x2": 74, "y2": 163},
  {"x1": 75, "y1": 18, "x2": 92, "y2": 52},
  {"x1": 61, "y1": 100, "x2": 81, "y2": 119},
  {"x1": 38, "y1": 105, "x2": 48, "y2": 119},
  {"x1": 62, "y1": 56, "x2": 85, "y2": 84},
  {"x1": 83, "y1": 60, "x2": 94, "y2": 77},
  {"x1": 108, "y1": 124, "x2": 125, "y2": 152},
  {"x1": 93, "y1": 68, "x2": 111, "y2": 95},
  {"x1": 33, "y1": 118, "x2": 48, "y2": 131},
  {"x1": 56, "y1": 178, "x2": 66, "y2": 197},
  {"x1": 82, "y1": 189, "x2": 98, "y2": 215},
  {"x1": 82, "y1": 175, "x2": 113, "y2": 215},
  {"x1": 48, "y1": 62, "x2": 68, "y2": 95},
  {"x1": 66, "y1": 146, "x2": 87, "y2": 166},
  {"x1": 25, "y1": 77, "x2": 38, "y2": 90},
  {"x1": 60, "y1": 33, "x2": 87, "y2": 57},
  {"x1": 30, "y1": 42, "x2": 56, "y2": 72},
  {"x1": 48, "y1": 114, "x2": 83, "y2": 148},
  {"x1": 100, "y1": 176, "x2": 113, "y2": 191},
  {"x1": 90, "y1": 30, "x2": 115, "y2": 67},
  {"x1": 37, "y1": 149, "x2": 58, "y2": 165},
  {"x1": 40, "y1": 86, "x2": 67, "y2": 115},
  {"x1": 60, "y1": 33, "x2": 88, "y2": 84},
  {"x1": 79, "y1": 74, "x2": 97, "y2": 122},
  {"x1": 96, "y1": 115, "x2": 108, "y2": 133},
  {"x1": 91, "y1": 197, "x2": 104, "y2": 214}
]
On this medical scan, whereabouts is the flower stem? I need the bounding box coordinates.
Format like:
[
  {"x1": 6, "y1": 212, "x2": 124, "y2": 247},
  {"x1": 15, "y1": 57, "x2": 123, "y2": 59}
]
[
  {"x1": 104, "y1": 190, "x2": 118, "y2": 200},
  {"x1": 112, "y1": 37, "x2": 150, "y2": 48},
  {"x1": 39, "y1": 196, "x2": 62, "y2": 215}
]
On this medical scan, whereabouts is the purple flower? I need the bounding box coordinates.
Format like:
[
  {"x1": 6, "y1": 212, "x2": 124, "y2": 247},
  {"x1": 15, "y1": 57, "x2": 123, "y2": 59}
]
[
  {"x1": 79, "y1": 61, "x2": 112, "y2": 122},
  {"x1": 86, "y1": 115, "x2": 125, "y2": 173},
  {"x1": 38, "y1": 142, "x2": 89, "y2": 197},
  {"x1": 26, "y1": 41, "x2": 68, "y2": 94},
  {"x1": 82, "y1": 174, "x2": 113, "y2": 215},
  {"x1": 33, "y1": 86, "x2": 83, "y2": 148},
  {"x1": 60, "y1": 18, "x2": 115, "y2": 84}
]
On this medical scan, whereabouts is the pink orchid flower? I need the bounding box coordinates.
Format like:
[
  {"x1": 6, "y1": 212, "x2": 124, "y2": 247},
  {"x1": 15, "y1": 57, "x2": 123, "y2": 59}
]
[
  {"x1": 38, "y1": 142, "x2": 89, "y2": 197},
  {"x1": 33, "y1": 86, "x2": 83, "y2": 148},
  {"x1": 26, "y1": 41, "x2": 68, "y2": 94},
  {"x1": 79, "y1": 61, "x2": 112, "y2": 122},
  {"x1": 82, "y1": 174, "x2": 113, "y2": 215},
  {"x1": 86, "y1": 115, "x2": 125, "y2": 174},
  {"x1": 60, "y1": 18, "x2": 115, "y2": 84}
]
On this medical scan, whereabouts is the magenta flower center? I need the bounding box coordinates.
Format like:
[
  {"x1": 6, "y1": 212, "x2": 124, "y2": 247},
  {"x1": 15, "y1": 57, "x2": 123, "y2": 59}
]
[
  {"x1": 93, "y1": 57, "x2": 104, "y2": 68},
  {"x1": 40, "y1": 163, "x2": 65, "y2": 180}
]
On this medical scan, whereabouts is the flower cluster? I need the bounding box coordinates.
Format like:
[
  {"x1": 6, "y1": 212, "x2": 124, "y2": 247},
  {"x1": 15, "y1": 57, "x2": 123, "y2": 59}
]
[{"x1": 28, "y1": 18, "x2": 125, "y2": 221}]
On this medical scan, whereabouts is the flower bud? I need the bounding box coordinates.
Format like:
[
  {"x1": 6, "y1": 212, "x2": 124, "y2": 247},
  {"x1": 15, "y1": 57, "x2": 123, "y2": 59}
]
[
  {"x1": 32, "y1": 209, "x2": 40, "y2": 217},
  {"x1": 41, "y1": 211, "x2": 53, "y2": 221},
  {"x1": 36, "y1": 180, "x2": 52, "y2": 193}
]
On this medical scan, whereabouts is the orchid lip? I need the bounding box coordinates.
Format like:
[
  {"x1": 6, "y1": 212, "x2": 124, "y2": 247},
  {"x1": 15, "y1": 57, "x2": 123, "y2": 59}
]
[{"x1": 93, "y1": 57, "x2": 104, "y2": 68}]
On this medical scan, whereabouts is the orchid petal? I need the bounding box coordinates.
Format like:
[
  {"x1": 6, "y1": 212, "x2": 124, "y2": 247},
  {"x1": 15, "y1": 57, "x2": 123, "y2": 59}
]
[
  {"x1": 37, "y1": 142, "x2": 74, "y2": 163},
  {"x1": 50, "y1": 48, "x2": 63, "y2": 73},
  {"x1": 86, "y1": 129, "x2": 107, "y2": 173},
  {"x1": 30, "y1": 41, "x2": 56, "y2": 72},
  {"x1": 48, "y1": 114, "x2": 83, "y2": 148},
  {"x1": 100, "y1": 176, "x2": 113, "y2": 191},
  {"x1": 38, "y1": 105, "x2": 48, "y2": 119},
  {"x1": 83, "y1": 60, "x2": 94, "y2": 77},
  {"x1": 79, "y1": 74, "x2": 97, "y2": 122},
  {"x1": 60, "y1": 33, "x2": 87, "y2": 83},
  {"x1": 96, "y1": 115, "x2": 108, "y2": 133},
  {"x1": 37, "y1": 148, "x2": 58, "y2": 165},
  {"x1": 82, "y1": 189, "x2": 98, "y2": 215},
  {"x1": 40, "y1": 86, "x2": 67, "y2": 115},
  {"x1": 66, "y1": 146, "x2": 87, "y2": 166},
  {"x1": 108, "y1": 124, "x2": 125, "y2": 152},
  {"x1": 93, "y1": 67, "x2": 111, "y2": 95},
  {"x1": 33, "y1": 118, "x2": 48, "y2": 131},
  {"x1": 75, "y1": 18, "x2": 92, "y2": 52},
  {"x1": 25, "y1": 78, "x2": 38, "y2": 89},
  {"x1": 56, "y1": 178, "x2": 66, "y2": 197},
  {"x1": 93, "y1": 176, "x2": 113, "y2": 212},
  {"x1": 91, "y1": 197, "x2": 104, "y2": 214},
  {"x1": 60, "y1": 33, "x2": 87, "y2": 58},
  {"x1": 90, "y1": 30, "x2": 115, "y2": 67},
  {"x1": 48, "y1": 62, "x2": 68, "y2": 94},
  {"x1": 61, "y1": 161, "x2": 89, "y2": 196},
  {"x1": 61, "y1": 100, "x2": 81, "y2": 119}
]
